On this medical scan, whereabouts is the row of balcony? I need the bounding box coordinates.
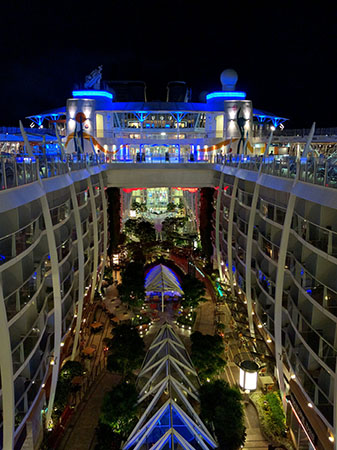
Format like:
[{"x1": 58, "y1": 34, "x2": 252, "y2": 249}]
[{"x1": 0, "y1": 215, "x2": 44, "y2": 266}]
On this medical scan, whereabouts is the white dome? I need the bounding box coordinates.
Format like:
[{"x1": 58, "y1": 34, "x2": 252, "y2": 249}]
[{"x1": 220, "y1": 69, "x2": 238, "y2": 91}]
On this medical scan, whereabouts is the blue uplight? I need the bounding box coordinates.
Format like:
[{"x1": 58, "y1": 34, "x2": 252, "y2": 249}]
[
  {"x1": 206, "y1": 91, "x2": 247, "y2": 100},
  {"x1": 72, "y1": 90, "x2": 113, "y2": 100}
]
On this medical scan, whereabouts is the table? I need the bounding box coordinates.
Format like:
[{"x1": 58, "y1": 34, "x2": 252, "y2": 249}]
[
  {"x1": 90, "y1": 321, "x2": 103, "y2": 330},
  {"x1": 72, "y1": 376, "x2": 84, "y2": 385},
  {"x1": 259, "y1": 375, "x2": 274, "y2": 392},
  {"x1": 82, "y1": 346, "x2": 96, "y2": 355},
  {"x1": 111, "y1": 317, "x2": 120, "y2": 323}
]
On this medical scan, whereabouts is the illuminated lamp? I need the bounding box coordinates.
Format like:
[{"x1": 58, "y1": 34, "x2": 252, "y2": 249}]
[
  {"x1": 206, "y1": 91, "x2": 247, "y2": 100},
  {"x1": 72, "y1": 90, "x2": 113, "y2": 100},
  {"x1": 239, "y1": 360, "x2": 258, "y2": 391},
  {"x1": 112, "y1": 254, "x2": 119, "y2": 265}
]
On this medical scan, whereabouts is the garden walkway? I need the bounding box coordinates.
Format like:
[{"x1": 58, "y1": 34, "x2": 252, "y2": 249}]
[{"x1": 57, "y1": 261, "x2": 270, "y2": 450}]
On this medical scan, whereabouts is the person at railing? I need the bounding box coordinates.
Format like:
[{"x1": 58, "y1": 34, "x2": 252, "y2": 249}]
[{"x1": 165, "y1": 151, "x2": 170, "y2": 163}]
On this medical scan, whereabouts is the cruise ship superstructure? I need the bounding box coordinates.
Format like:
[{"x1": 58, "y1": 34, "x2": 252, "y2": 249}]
[{"x1": 0, "y1": 69, "x2": 336, "y2": 450}]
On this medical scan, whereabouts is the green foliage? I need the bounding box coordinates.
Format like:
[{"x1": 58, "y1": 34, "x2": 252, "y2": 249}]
[
  {"x1": 166, "y1": 201, "x2": 177, "y2": 212},
  {"x1": 104, "y1": 267, "x2": 113, "y2": 281},
  {"x1": 59, "y1": 361, "x2": 84, "y2": 382},
  {"x1": 107, "y1": 324, "x2": 145, "y2": 378},
  {"x1": 199, "y1": 379, "x2": 246, "y2": 450},
  {"x1": 53, "y1": 361, "x2": 84, "y2": 417},
  {"x1": 124, "y1": 219, "x2": 156, "y2": 243},
  {"x1": 181, "y1": 274, "x2": 206, "y2": 309},
  {"x1": 162, "y1": 216, "x2": 189, "y2": 245},
  {"x1": 261, "y1": 392, "x2": 286, "y2": 437},
  {"x1": 190, "y1": 331, "x2": 226, "y2": 381},
  {"x1": 132, "y1": 315, "x2": 151, "y2": 326},
  {"x1": 131, "y1": 200, "x2": 147, "y2": 213},
  {"x1": 95, "y1": 422, "x2": 122, "y2": 450},
  {"x1": 118, "y1": 261, "x2": 145, "y2": 308},
  {"x1": 199, "y1": 187, "x2": 214, "y2": 263},
  {"x1": 99, "y1": 382, "x2": 139, "y2": 438},
  {"x1": 176, "y1": 311, "x2": 196, "y2": 327}
]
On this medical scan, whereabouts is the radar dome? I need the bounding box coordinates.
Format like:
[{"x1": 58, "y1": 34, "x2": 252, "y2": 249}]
[{"x1": 220, "y1": 69, "x2": 238, "y2": 91}]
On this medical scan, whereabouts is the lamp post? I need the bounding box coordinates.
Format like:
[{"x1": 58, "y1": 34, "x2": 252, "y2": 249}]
[{"x1": 239, "y1": 360, "x2": 259, "y2": 391}]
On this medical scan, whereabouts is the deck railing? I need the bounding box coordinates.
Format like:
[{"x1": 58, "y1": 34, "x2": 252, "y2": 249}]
[{"x1": 0, "y1": 153, "x2": 336, "y2": 191}]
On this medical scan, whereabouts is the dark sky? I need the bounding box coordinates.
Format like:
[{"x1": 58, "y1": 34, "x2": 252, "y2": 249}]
[{"x1": 1, "y1": 1, "x2": 337, "y2": 128}]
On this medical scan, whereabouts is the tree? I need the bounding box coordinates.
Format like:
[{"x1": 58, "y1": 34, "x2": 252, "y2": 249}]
[
  {"x1": 190, "y1": 331, "x2": 226, "y2": 381},
  {"x1": 181, "y1": 274, "x2": 206, "y2": 309},
  {"x1": 53, "y1": 361, "x2": 84, "y2": 420},
  {"x1": 59, "y1": 361, "x2": 84, "y2": 382},
  {"x1": 118, "y1": 261, "x2": 145, "y2": 309},
  {"x1": 199, "y1": 379, "x2": 246, "y2": 450},
  {"x1": 99, "y1": 381, "x2": 139, "y2": 438},
  {"x1": 162, "y1": 216, "x2": 187, "y2": 241},
  {"x1": 95, "y1": 422, "x2": 121, "y2": 450},
  {"x1": 131, "y1": 200, "x2": 147, "y2": 213},
  {"x1": 124, "y1": 219, "x2": 156, "y2": 243},
  {"x1": 166, "y1": 201, "x2": 176, "y2": 212},
  {"x1": 107, "y1": 324, "x2": 145, "y2": 378}
]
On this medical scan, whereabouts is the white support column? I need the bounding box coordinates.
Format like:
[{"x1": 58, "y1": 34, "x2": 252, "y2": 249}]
[
  {"x1": 69, "y1": 183, "x2": 85, "y2": 361},
  {"x1": 274, "y1": 192, "x2": 295, "y2": 409},
  {"x1": 97, "y1": 171, "x2": 108, "y2": 293},
  {"x1": 275, "y1": 125, "x2": 315, "y2": 411},
  {"x1": 0, "y1": 275, "x2": 15, "y2": 450},
  {"x1": 40, "y1": 193, "x2": 63, "y2": 429},
  {"x1": 88, "y1": 176, "x2": 99, "y2": 303},
  {"x1": 215, "y1": 163, "x2": 226, "y2": 282},
  {"x1": 244, "y1": 184, "x2": 259, "y2": 339},
  {"x1": 244, "y1": 132, "x2": 273, "y2": 339},
  {"x1": 227, "y1": 176, "x2": 239, "y2": 295}
]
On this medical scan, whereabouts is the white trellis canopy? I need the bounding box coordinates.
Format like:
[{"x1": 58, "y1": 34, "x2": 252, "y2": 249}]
[
  {"x1": 123, "y1": 323, "x2": 217, "y2": 450},
  {"x1": 145, "y1": 264, "x2": 183, "y2": 295},
  {"x1": 145, "y1": 265, "x2": 183, "y2": 312}
]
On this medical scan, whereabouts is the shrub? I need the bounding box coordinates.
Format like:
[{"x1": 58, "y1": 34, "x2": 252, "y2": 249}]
[{"x1": 263, "y1": 392, "x2": 287, "y2": 437}]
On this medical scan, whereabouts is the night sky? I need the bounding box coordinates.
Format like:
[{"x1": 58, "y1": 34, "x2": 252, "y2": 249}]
[{"x1": 1, "y1": 1, "x2": 337, "y2": 128}]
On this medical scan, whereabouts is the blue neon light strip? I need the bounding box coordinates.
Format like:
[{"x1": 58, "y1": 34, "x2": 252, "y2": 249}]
[
  {"x1": 206, "y1": 91, "x2": 246, "y2": 100},
  {"x1": 72, "y1": 90, "x2": 113, "y2": 100}
]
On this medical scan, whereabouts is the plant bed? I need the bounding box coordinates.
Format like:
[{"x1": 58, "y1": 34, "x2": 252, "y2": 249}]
[
  {"x1": 250, "y1": 391, "x2": 294, "y2": 450},
  {"x1": 131, "y1": 314, "x2": 151, "y2": 327},
  {"x1": 176, "y1": 310, "x2": 196, "y2": 330}
]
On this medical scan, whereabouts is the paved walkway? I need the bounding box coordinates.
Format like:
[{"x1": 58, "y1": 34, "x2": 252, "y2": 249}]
[{"x1": 58, "y1": 372, "x2": 121, "y2": 450}]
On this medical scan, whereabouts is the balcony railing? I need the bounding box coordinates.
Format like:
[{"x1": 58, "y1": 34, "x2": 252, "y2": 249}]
[
  {"x1": 4, "y1": 259, "x2": 47, "y2": 321},
  {"x1": 0, "y1": 153, "x2": 336, "y2": 192},
  {"x1": 0, "y1": 214, "x2": 44, "y2": 265},
  {"x1": 288, "y1": 255, "x2": 337, "y2": 317},
  {"x1": 292, "y1": 211, "x2": 337, "y2": 257}
]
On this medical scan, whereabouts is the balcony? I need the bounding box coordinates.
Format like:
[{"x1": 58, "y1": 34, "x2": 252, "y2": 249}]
[
  {"x1": 292, "y1": 212, "x2": 337, "y2": 257},
  {"x1": 237, "y1": 188, "x2": 253, "y2": 207},
  {"x1": 0, "y1": 214, "x2": 44, "y2": 266},
  {"x1": 49, "y1": 201, "x2": 71, "y2": 226},
  {"x1": 4, "y1": 261, "x2": 46, "y2": 321},
  {"x1": 289, "y1": 256, "x2": 337, "y2": 317}
]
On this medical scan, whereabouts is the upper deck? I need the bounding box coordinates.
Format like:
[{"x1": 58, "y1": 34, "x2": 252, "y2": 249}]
[{"x1": 0, "y1": 153, "x2": 336, "y2": 191}]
